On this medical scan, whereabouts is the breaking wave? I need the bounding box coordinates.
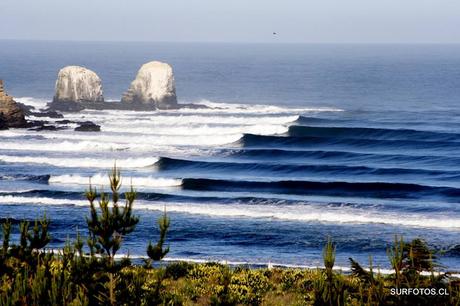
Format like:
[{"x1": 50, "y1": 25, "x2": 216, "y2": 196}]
[
  {"x1": 288, "y1": 125, "x2": 460, "y2": 142},
  {"x1": 182, "y1": 100, "x2": 344, "y2": 114},
  {"x1": 15, "y1": 97, "x2": 49, "y2": 110},
  {"x1": 1, "y1": 194, "x2": 457, "y2": 229},
  {"x1": 0, "y1": 155, "x2": 158, "y2": 168},
  {"x1": 181, "y1": 178, "x2": 460, "y2": 200},
  {"x1": 143, "y1": 202, "x2": 460, "y2": 229},
  {"x1": 49, "y1": 174, "x2": 182, "y2": 188}
]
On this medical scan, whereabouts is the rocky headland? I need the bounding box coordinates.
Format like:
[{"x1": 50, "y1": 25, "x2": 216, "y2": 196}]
[
  {"x1": 0, "y1": 80, "x2": 100, "y2": 132},
  {"x1": 0, "y1": 80, "x2": 27, "y2": 129}
]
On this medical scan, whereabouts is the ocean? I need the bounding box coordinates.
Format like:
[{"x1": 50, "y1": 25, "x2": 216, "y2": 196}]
[{"x1": 1, "y1": 40, "x2": 460, "y2": 270}]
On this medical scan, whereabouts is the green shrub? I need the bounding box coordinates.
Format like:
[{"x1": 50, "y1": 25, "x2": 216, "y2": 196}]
[{"x1": 165, "y1": 261, "x2": 195, "y2": 280}]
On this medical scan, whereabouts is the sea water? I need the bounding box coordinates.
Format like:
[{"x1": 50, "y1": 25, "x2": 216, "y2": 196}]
[{"x1": 1, "y1": 41, "x2": 460, "y2": 270}]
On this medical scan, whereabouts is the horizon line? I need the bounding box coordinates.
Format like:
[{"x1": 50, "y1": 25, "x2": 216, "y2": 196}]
[{"x1": 1, "y1": 38, "x2": 460, "y2": 45}]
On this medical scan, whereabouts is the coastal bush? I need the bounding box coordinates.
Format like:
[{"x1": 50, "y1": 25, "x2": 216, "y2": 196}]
[
  {"x1": 210, "y1": 266, "x2": 237, "y2": 306},
  {"x1": 165, "y1": 261, "x2": 195, "y2": 280},
  {"x1": 230, "y1": 269, "x2": 271, "y2": 305},
  {"x1": 312, "y1": 237, "x2": 349, "y2": 306},
  {"x1": 280, "y1": 269, "x2": 314, "y2": 292}
]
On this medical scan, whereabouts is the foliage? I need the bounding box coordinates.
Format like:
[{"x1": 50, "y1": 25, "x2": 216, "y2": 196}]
[
  {"x1": 86, "y1": 165, "x2": 139, "y2": 260},
  {"x1": 0, "y1": 166, "x2": 170, "y2": 306},
  {"x1": 164, "y1": 261, "x2": 194, "y2": 280},
  {"x1": 313, "y1": 237, "x2": 348, "y2": 306},
  {"x1": 146, "y1": 210, "x2": 170, "y2": 263}
]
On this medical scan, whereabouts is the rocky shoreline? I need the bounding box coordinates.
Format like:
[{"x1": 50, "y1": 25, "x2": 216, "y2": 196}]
[
  {"x1": 0, "y1": 60, "x2": 206, "y2": 131},
  {"x1": 0, "y1": 80, "x2": 101, "y2": 132}
]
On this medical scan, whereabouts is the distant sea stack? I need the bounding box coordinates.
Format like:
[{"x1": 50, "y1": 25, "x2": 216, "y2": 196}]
[
  {"x1": 47, "y1": 62, "x2": 203, "y2": 112},
  {"x1": 0, "y1": 80, "x2": 27, "y2": 129},
  {"x1": 121, "y1": 61, "x2": 178, "y2": 110},
  {"x1": 50, "y1": 66, "x2": 104, "y2": 111}
]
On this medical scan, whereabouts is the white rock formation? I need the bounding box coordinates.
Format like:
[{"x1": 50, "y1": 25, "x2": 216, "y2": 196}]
[
  {"x1": 121, "y1": 61, "x2": 178, "y2": 109},
  {"x1": 53, "y1": 66, "x2": 104, "y2": 103}
]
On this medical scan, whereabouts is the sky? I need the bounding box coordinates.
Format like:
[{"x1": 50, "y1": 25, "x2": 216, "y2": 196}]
[{"x1": 1, "y1": 0, "x2": 459, "y2": 43}]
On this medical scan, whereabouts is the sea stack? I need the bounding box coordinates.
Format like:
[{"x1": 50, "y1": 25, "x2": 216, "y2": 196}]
[
  {"x1": 51, "y1": 66, "x2": 104, "y2": 111},
  {"x1": 0, "y1": 80, "x2": 27, "y2": 129},
  {"x1": 121, "y1": 61, "x2": 178, "y2": 109}
]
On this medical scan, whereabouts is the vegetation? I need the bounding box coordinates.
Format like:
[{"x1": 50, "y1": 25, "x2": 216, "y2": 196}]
[{"x1": 0, "y1": 166, "x2": 459, "y2": 305}]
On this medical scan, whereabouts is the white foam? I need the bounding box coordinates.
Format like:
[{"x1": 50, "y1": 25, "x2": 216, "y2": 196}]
[
  {"x1": 49, "y1": 174, "x2": 182, "y2": 188},
  {"x1": 177, "y1": 100, "x2": 344, "y2": 114},
  {"x1": 1, "y1": 192, "x2": 459, "y2": 229},
  {"x1": 0, "y1": 100, "x2": 312, "y2": 153},
  {"x1": 6, "y1": 133, "x2": 243, "y2": 148},
  {"x1": 0, "y1": 140, "x2": 132, "y2": 152},
  {"x1": 62, "y1": 113, "x2": 299, "y2": 126},
  {"x1": 137, "y1": 202, "x2": 460, "y2": 230},
  {"x1": 15, "y1": 97, "x2": 49, "y2": 110},
  {"x1": 0, "y1": 189, "x2": 35, "y2": 193},
  {"x1": 102, "y1": 124, "x2": 289, "y2": 136},
  {"x1": 144, "y1": 114, "x2": 299, "y2": 125},
  {"x1": 0, "y1": 130, "x2": 37, "y2": 138},
  {"x1": 0, "y1": 155, "x2": 158, "y2": 168},
  {"x1": 59, "y1": 110, "x2": 299, "y2": 125},
  {"x1": 0, "y1": 195, "x2": 87, "y2": 206},
  {"x1": 55, "y1": 99, "x2": 341, "y2": 117}
]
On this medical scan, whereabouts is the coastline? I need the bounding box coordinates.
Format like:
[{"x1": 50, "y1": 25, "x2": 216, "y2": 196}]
[
  {"x1": 2, "y1": 209, "x2": 459, "y2": 305},
  {"x1": 2, "y1": 42, "x2": 460, "y2": 305}
]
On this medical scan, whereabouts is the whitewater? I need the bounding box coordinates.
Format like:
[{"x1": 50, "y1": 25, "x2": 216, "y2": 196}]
[{"x1": 2, "y1": 95, "x2": 460, "y2": 270}]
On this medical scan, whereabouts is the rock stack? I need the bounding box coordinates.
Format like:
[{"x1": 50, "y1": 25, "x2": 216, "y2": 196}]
[
  {"x1": 121, "y1": 61, "x2": 178, "y2": 109},
  {"x1": 50, "y1": 66, "x2": 104, "y2": 111},
  {"x1": 0, "y1": 80, "x2": 27, "y2": 129},
  {"x1": 47, "y1": 61, "x2": 193, "y2": 112}
]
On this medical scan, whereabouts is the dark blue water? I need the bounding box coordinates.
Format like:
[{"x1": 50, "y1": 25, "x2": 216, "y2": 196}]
[{"x1": 1, "y1": 40, "x2": 460, "y2": 270}]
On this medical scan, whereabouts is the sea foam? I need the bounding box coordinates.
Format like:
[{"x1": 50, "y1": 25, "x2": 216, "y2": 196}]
[
  {"x1": 0, "y1": 155, "x2": 158, "y2": 168},
  {"x1": 49, "y1": 174, "x2": 182, "y2": 188},
  {"x1": 1, "y1": 194, "x2": 458, "y2": 230}
]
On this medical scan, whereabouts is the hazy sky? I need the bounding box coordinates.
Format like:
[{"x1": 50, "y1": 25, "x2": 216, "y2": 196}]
[{"x1": 1, "y1": 0, "x2": 459, "y2": 43}]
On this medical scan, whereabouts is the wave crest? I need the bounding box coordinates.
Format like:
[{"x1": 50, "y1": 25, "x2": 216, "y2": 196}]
[
  {"x1": 49, "y1": 174, "x2": 182, "y2": 188},
  {"x1": 0, "y1": 155, "x2": 158, "y2": 168}
]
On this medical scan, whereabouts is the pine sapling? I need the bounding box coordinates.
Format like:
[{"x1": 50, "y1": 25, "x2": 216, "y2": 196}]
[
  {"x1": 85, "y1": 165, "x2": 139, "y2": 306},
  {"x1": 147, "y1": 210, "x2": 170, "y2": 263}
]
